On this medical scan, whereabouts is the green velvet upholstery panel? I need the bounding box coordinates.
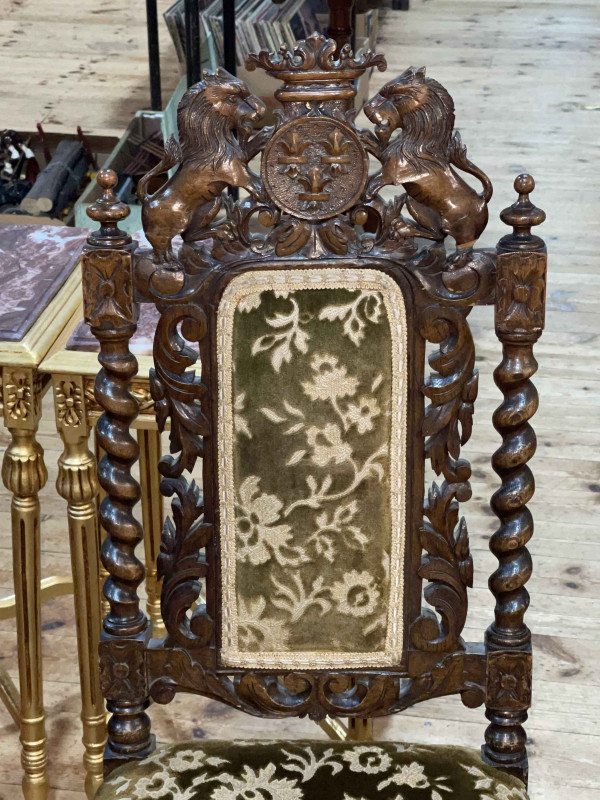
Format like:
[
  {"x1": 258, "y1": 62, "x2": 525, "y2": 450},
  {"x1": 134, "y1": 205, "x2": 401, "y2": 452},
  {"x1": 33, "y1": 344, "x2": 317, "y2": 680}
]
[
  {"x1": 216, "y1": 268, "x2": 408, "y2": 669},
  {"x1": 97, "y1": 740, "x2": 529, "y2": 800}
]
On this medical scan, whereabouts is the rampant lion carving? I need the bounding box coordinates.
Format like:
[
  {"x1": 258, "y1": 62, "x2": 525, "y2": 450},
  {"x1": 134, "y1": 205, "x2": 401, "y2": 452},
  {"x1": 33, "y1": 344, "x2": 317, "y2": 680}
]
[
  {"x1": 364, "y1": 66, "x2": 493, "y2": 252},
  {"x1": 138, "y1": 68, "x2": 266, "y2": 262}
]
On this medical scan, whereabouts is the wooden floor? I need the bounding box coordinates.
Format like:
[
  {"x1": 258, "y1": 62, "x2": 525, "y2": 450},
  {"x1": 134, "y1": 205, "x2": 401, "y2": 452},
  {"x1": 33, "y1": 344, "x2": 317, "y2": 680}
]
[
  {"x1": 1, "y1": 0, "x2": 180, "y2": 138},
  {"x1": 1, "y1": 0, "x2": 600, "y2": 797}
]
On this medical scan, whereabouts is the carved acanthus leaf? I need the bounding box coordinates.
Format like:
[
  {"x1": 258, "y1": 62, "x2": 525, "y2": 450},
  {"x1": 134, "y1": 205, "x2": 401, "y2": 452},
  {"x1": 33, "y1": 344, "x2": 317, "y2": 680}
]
[
  {"x1": 411, "y1": 480, "x2": 473, "y2": 652},
  {"x1": 157, "y1": 475, "x2": 213, "y2": 648},
  {"x1": 420, "y1": 305, "x2": 478, "y2": 487},
  {"x1": 150, "y1": 303, "x2": 209, "y2": 478}
]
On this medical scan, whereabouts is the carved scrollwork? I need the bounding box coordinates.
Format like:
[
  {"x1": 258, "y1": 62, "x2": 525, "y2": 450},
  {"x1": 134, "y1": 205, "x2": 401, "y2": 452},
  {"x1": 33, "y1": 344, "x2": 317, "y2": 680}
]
[
  {"x1": 150, "y1": 303, "x2": 209, "y2": 478},
  {"x1": 411, "y1": 481, "x2": 473, "y2": 652},
  {"x1": 148, "y1": 647, "x2": 485, "y2": 721},
  {"x1": 411, "y1": 304, "x2": 477, "y2": 652},
  {"x1": 245, "y1": 32, "x2": 386, "y2": 75},
  {"x1": 420, "y1": 305, "x2": 478, "y2": 486},
  {"x1": 157, "y1": 475, "x2": 213, "y2": 647}
]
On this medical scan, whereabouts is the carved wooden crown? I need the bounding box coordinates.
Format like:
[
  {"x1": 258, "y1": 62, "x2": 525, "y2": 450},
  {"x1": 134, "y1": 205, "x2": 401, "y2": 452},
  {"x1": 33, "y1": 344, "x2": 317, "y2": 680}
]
[{"x1": 246, "y1": 32, "x2": 387, "y2": 103}]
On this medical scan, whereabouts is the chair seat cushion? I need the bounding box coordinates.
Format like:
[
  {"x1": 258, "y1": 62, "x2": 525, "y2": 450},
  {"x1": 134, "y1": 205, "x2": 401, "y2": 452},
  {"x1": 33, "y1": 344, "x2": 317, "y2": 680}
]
[{"x1": 98, "y1": 739, "x2": 528, "y2": 800}]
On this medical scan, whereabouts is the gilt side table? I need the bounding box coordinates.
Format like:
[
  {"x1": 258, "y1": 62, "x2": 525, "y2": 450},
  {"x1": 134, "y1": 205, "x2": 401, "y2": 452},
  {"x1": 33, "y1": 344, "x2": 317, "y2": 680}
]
[{"x1": 0, "y1": 222, "x2": 89, "y2": 800}]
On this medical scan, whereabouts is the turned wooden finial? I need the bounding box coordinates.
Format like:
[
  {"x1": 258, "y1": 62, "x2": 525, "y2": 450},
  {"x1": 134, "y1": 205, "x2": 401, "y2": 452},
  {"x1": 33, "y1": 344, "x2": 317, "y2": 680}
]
[
  {"x1": 498, "y1": 173, "x2": 546, "y2": 252},
  {"x1": 86, "y1": 168, "x2": 132, "y2": 248}
]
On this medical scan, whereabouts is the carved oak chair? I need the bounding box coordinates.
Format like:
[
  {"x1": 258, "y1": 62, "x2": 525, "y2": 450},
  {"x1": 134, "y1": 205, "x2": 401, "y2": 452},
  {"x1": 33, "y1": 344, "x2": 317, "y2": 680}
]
[{"x1": 82, "y1": 33, "x2": 547, "y2": 800}]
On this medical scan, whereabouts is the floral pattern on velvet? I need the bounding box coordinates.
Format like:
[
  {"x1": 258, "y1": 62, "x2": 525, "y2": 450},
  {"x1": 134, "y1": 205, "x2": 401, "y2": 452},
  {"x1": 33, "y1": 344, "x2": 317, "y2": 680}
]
[
  {"x1": 97, "y1": 740, "x2": 530, "y2": 800},
  {"x1": 218, "y1": 269, "x2": 408, "y2": 668}
]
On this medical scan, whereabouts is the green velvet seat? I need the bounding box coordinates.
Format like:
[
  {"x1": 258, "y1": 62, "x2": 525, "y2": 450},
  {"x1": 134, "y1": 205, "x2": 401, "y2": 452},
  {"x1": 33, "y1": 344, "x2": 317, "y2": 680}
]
[{"x1": 97, "y1": 740, "x2": 528, "y2": 800}]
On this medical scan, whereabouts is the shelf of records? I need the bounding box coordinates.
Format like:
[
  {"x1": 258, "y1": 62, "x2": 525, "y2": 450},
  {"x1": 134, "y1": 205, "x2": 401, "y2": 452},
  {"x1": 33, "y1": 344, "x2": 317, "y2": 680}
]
[{"x1": 163, "y1": 0, "x2": 379, "y2": 82}]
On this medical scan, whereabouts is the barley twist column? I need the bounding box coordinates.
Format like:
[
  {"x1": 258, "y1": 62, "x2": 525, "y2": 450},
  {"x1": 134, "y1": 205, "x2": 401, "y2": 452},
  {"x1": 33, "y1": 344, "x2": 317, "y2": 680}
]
[
  {"x1": 82, "y1": 170, "x2": 154, "y2": 773},
  {"x1": 482, "y1": 175, "x2": 547, "y2": 785}
]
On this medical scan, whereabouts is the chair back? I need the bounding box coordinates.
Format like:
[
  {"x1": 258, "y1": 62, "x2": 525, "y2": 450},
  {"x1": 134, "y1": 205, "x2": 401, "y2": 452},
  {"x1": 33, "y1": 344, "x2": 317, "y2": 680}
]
[{"x1": 81, "y1": 34, "x2": 547, "y2": 784}]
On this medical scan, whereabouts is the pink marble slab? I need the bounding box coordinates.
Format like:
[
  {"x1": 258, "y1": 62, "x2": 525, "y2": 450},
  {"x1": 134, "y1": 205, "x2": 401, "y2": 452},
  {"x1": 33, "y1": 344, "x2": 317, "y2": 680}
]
[
  {"x1": 66, "y1": 302, "x2": 159, "y2": 357},
  {"x1": 0, "y1": 223, "x2": 89, "y2": 342}
]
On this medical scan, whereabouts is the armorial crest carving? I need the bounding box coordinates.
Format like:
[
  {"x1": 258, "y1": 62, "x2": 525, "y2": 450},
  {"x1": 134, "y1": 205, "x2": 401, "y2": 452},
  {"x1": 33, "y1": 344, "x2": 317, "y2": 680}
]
[{"x1": 135, "y1": 33, "x2": 492, "y2": 270}]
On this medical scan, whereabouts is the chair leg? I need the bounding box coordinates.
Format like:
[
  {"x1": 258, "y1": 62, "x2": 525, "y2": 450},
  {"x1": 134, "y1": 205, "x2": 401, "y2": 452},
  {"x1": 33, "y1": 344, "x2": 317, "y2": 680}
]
[
  {"x1": 53, "y1": 375, "x2": 106, "y2": 798},
  {"x1": 2, "y1": 366, "x2": 49, "y2": 800},
  {"x1": 138, "y1": 427, "x2": 165, "y2": 638}
]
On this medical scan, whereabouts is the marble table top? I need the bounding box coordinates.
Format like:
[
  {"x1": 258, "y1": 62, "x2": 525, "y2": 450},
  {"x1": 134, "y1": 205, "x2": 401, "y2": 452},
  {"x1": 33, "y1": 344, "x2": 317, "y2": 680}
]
[
  {"x1": 67, "y1": 302, "x2": 159, "y2": 357},
  {"x1": 0, "y1": 223, "x2": 89, "y2": 343}
]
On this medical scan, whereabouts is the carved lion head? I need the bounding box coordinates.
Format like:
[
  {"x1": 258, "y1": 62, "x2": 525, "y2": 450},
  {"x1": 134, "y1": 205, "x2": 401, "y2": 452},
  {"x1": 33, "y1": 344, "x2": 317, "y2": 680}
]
[
  {"x1": 202, "y1": 67, "x2": 266, "y2": 133},
  {"x1": 178, "y1": 68, "x2": 266, "y2": 164},
  {"x1": 364, "y1": 66, "x2": 429, "y2": 142}
]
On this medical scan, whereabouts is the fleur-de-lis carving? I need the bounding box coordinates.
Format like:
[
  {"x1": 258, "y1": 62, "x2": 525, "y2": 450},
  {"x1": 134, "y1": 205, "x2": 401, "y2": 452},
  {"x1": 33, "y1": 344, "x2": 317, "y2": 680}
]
[
  {"x1": 320, "y1": 129, "x2": 352, "y2": 175},
  {"x1": 279, "y1": 131, "x2": 311, "y2": 159},
  {"x1": 297, "y1": 167, "x2": 331, "y2": 204},
  {"x1": 278, "y1": 132, "x2": 311, "y2": 179}
]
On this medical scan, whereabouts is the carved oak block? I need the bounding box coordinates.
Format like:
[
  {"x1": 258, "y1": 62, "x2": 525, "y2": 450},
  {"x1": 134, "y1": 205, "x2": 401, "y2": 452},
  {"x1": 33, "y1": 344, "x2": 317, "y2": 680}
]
[
  {"x1": 486, "y1": 651, "x2": 532, "y2": 711},
  {"x1": 82, "y1": 249, "x2": 135, "y2": 329},
  {"x1": 99, "y1": 639, "x2": 147, "y2": 703},
  {"x1": 496, "y1": 251, "x2": 547, "y2": 335}
]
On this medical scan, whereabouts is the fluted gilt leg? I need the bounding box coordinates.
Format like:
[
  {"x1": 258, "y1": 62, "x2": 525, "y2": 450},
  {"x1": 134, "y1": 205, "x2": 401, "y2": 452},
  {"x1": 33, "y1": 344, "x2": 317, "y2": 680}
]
[
  {"x1": 1, "y1": 366, "x2": 48, "y2": 800},
  {"x1": 94, "y1": 430, "x2": 110, "y2": 621},
  {"x1": 483, "y1": 175, "x2": 547, "y2": 785},
  {"x1": 138, "y1": 427, "x2": 165, "y2": 638},
  {"x1": 53, "y1": 374, "x2": 106, "y2": 798}
]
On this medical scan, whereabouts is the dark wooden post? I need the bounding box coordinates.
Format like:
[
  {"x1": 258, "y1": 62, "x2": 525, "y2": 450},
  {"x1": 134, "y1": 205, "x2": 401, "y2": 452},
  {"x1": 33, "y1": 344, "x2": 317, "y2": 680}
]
[
  {"x1": 82, "y1": 170, "x2": 154, "y2": 773},
  {"x1": 482, "y1": 174, "x2": 546, "y2": 784},
  {"x1": 146, "y1": 0, "x2": 162, "y2": 110},
  {"x1": 327, "y1": 0, "x2": 356, "y2": 54}
]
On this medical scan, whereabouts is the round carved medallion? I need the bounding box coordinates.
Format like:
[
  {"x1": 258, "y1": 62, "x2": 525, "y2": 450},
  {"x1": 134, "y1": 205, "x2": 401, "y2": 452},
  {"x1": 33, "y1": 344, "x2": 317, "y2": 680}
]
[{"x1": 261, "y1": 117, "x2": 369, "y2": 221}]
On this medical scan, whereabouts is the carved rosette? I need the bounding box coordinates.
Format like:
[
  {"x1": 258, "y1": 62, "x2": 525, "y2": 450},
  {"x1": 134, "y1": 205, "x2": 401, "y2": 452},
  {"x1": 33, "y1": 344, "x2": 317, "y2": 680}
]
[
  {"x1": 1, "y1": 368, "x2": 45, "y2": 427},
  {"x1": 496, "y1": 252, "x2": 546, "y2": 335},
  {"x1": 55, "y1": 379, "x2": 84, "y2": 428},
  {"x1": 83, "y1": 249, "x2": 135, "y2": 329},
  {"x1": 486, "y1": 651, "x2": 532, "y2": 712},
  {"x1": 100, "y1": 640, "x2": 147, "y2": 703}
]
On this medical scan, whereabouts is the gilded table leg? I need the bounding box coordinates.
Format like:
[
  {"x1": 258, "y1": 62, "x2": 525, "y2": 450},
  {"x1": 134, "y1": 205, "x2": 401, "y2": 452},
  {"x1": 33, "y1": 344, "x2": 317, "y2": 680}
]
[
  {"x1": 347, "y1": 718, "x2": 374, "y2": 741},
  {"x1": 53, "y1": 375, "x2": 106, "y2": 798},
  {"x1": 318, "y1": 717, "x2": 348, "y2": 740},
  {"x1": 1, "y1": 367, "x2": 49, "y2": 800},
  {"x1": 138, "y1": 428, "x2": 165, "y2": 638},
  {"x1": 93, "y1": 430, "x2": 110, "y2": 620}
]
